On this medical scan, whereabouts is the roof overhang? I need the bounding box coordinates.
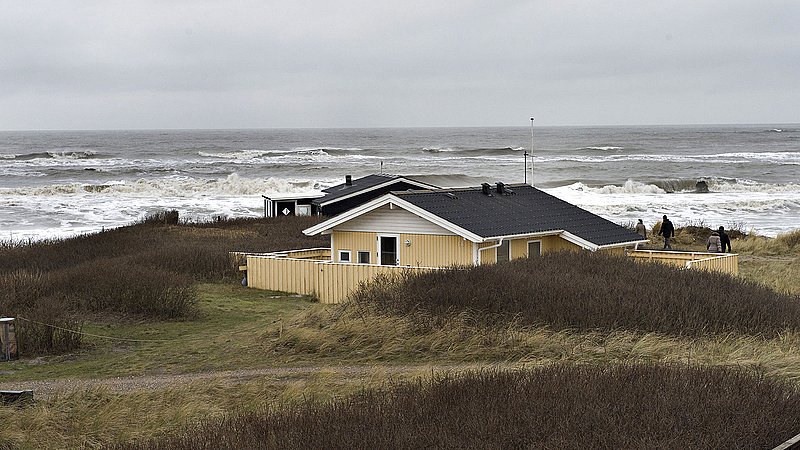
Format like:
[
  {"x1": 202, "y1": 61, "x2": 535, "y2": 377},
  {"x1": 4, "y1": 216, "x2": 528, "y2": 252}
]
[
  {"x1": 479, "y1": 231, "x2": 647, "y2": 252},
  {"x1": 262, "y1": 192, "x2": 325, "y2": 201},
  {"x1": 315, "y1": 177, "x2": 438, "y2": 207},
  {"x1": 559, "y1": 231, "x2": 648, "y2": 252}
]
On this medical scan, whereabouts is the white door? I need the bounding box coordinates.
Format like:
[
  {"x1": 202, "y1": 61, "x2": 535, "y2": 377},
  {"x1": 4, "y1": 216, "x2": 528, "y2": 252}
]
[{"x1": 377, "y1": 234, "x2": 399, "y2": 266}]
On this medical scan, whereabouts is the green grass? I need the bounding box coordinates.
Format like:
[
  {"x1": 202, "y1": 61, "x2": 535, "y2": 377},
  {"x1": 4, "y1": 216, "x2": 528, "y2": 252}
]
[{"x1": 0, "y1": 284, "x2": 319, "y2": 382}]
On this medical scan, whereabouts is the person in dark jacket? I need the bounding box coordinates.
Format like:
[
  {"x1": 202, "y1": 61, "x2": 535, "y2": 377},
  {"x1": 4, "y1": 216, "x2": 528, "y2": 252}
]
[
  {"x1": 718, "y1": 226, "x2": 732, "y2": 252},
  {"x1": 659, "y1": 215, "x2": 675, "y2": 250}
]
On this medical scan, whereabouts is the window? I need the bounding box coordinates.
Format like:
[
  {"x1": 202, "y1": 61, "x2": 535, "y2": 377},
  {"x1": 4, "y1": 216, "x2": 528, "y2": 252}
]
[
  {"x1": 338, "y1": 250, "x2": 351, "y2": 263},
  {"x1": 378, "y1": 235, "x2": 399, "y2": 266},
  {"x1": 527, "y1": 240, "x2": 542, "y2": 257},
  {"x1": 358, "y1": 251, "x2": 370, "y2": 264},
  {"x1": 496, "y1": 240, "x2": 510, "y2": 263}
]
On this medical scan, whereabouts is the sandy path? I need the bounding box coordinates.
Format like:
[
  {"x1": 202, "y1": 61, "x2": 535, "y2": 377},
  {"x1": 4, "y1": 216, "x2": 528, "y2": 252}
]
[{"x1": 0, "y1": 364, "x2": 480, "y2": 400}]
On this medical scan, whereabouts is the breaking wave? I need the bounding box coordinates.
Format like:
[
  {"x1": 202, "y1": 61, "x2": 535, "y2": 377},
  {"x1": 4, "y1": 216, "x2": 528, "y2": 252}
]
[
  {"x1": 422, "y1": 146, "x2": 525, "y2": 155},
  {"x1": 1, "y1": 150, "x2": 100, "y2": 160},
  {"x1": 578, "y1": 146, "x2": 624, "y2": 151},
  {"x1": 563, "y1": 179, "x2": 800, "y2": 195},
  {"x1": 0, "y1": 174, "x2": 322, "y2": 197}
]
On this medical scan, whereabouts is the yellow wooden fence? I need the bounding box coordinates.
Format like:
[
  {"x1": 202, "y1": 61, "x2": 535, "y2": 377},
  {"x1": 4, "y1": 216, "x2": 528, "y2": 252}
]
[
  {"x1": 236, "y1": 248, "x2": 739, "y2": 304},
  {"x1": 243, "y1": 254, "x2": 434, "y2": 304},
  {"x1": 627, "y1": 250, "x2": 739, "y2": 275}
]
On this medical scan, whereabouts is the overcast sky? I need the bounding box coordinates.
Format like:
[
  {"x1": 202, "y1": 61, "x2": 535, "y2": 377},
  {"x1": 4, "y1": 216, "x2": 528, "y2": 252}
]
[{"x1": 1, "y1": 0, "x2": 797, "y2": 130}]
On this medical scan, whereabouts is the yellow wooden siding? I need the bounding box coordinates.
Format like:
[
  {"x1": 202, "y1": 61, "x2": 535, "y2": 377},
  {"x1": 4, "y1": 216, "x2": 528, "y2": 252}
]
[
  {"x1": 400, "y1": 234, "x2": 472, "y2": 267},
  {"x1": 541, "y1": 235, "x2": 581, "y2": 253},
  {"x1": 245, "y1": 255, "x2": 433, "y2": 304},
  {"x1": 478, "y1": 242, "x2": 497, "y2": 264},
  {"x1": 332, "y1": 231, "x2": 375, "y2": 263},
  {"x1": 333, "y1": 230, "x2": 473, "y2": 267}
]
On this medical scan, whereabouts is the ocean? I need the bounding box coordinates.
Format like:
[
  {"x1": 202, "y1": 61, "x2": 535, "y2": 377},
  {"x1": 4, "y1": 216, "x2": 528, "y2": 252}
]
[{"x1": 1, "y1": 125, "x2": 798, "y2": 241}]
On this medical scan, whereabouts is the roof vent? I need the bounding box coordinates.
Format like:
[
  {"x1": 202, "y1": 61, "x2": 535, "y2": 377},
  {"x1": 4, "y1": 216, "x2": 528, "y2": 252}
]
[
  {"x1": 496, "y1": 182, "x2": 505, "y2": 194},
  {"x1": 481, "y1": 183, "x2": 492, "y2": 196},
  {"x1": 345, "y1": 175, "x2": 352, "y2": 186},
  {"x1": 444, "y1": 192, "x2": 457, "y2": 199}
]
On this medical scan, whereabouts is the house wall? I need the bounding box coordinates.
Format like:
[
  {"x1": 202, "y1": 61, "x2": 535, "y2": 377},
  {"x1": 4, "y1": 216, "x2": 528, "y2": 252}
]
[
  {"x1": 478, "y1": 235, "x2": 583, "y2": 264},
  {"x1": 337, "y1": 204, "x2": 455, "y2": 235},
  {"x1": 331, "y1": 230, "x2": 473, "y2": 267}
]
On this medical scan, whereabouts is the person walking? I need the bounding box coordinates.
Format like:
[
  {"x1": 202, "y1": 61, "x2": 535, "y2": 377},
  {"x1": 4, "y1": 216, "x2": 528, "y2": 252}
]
[
  {"x1": 659, "y1": 215, "x2": 675, "y2": 250},
  {"x1": 718, "y1": 226, "x2": 731, "y2": 252},
  {"x1": 707, "y1": 230, "x2": 722, "y2": 252},
  {"x1": 635, "y1": 219, "x2": 647, "y2": 238}
]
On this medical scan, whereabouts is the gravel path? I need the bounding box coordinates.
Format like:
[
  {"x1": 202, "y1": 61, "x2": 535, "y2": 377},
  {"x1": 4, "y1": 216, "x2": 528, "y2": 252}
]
[{"x1": 0, "y1": 364, "x2": 480, "y2": 400}]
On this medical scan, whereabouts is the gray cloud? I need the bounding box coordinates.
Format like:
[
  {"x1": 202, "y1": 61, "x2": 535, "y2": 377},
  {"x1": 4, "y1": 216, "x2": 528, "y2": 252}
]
[{"x1": 0, "y1": 0, "x2": 797, "y2": 129}]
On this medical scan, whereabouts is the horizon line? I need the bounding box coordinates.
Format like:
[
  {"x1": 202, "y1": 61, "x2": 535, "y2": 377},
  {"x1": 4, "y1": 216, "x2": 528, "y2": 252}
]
[{"x1": 1, "y1": 122, "x2": 798, "y2": 133}]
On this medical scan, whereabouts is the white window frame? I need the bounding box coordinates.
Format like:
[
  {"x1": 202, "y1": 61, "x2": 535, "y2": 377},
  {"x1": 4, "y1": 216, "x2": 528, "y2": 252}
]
[
  {"x1": 357, "y1": 250, "x2": 371, "y2": 264},
  {"x1": 527, "y1": 240, "x2": 542, "y2": 257},
  {"x1": 377, "y1": 233, "x2": 400, "y2": 266},
  {"x1": 338, "y1": 250, "x2": 351, "y2": 263}
]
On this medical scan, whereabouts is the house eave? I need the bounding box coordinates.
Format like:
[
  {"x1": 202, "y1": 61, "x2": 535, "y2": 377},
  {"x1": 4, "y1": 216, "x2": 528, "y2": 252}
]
[{"x1": 315, "y1": 177, "x2": 438, "y2": 207}]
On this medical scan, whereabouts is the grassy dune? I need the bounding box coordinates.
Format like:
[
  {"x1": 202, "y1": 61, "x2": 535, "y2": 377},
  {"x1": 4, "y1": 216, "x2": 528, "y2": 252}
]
[
  {"x1": 2, "y1": 218, "x2": 800, "y2": 449},
  {"x1": 114, "y1": 365, "x2": 800, "y2": 450},
  {"x1": 0, "y1": 215, "x2": 327, "y2": 356}
]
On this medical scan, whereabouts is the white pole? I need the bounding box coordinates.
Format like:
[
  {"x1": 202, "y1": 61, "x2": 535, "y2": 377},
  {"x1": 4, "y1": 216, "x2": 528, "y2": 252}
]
[
  {"x1": 530, "y1": 117, "x2": 535, "y2": 186},
  {"x1": 523, "y1": 151, "x2": 528, "y2": 184}
]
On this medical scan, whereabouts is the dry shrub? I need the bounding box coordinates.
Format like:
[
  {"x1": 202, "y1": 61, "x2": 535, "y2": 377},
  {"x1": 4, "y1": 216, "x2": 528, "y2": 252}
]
[
  {"x1": 112, "y1": 364, "x2": 800, "y2": 450},
  {"x1": 0, "y1": 215, "x2": 327, "y2": 356},
  {"x1": 350, "y1": 251, "x2": 800, "y2": 337},
  {"x1": 736, "y1": 229, "x2": 800, "y2": 256}
]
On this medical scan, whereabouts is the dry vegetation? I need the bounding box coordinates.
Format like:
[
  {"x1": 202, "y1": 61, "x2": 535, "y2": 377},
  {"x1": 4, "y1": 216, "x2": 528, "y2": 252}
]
[
  {"x1": 0, "y1": 214, "x2": 326, "y2": 356},
  {"x1": 3, "y1": 217, "x2": 800, "y2": 449},
  {"x1": 112, "y1": 365, "x2": 800, "y2": 450},
  {"x1": 349, "y1": 251, "x2": 800, "y2": 337}
]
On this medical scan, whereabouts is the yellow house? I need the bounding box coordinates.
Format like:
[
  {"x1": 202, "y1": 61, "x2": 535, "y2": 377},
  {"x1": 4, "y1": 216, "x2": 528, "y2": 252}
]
[{"x1": 303, "y1": 182, "x2": 648, "y2": 267}]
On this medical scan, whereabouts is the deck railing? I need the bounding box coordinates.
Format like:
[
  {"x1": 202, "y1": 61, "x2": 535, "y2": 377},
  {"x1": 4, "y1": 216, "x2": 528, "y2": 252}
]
[{"x1": 627, "y1": 250, "x2": 739, "y2": 276}]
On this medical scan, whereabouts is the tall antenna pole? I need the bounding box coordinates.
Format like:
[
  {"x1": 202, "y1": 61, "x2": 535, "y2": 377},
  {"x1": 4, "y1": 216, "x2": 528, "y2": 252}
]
[
  {"x1": 523, "y1": 151, "x2": 528, "y2": 184},
  {"x1": 530, "y1": 117, "x2": 535, "y2": 186}
]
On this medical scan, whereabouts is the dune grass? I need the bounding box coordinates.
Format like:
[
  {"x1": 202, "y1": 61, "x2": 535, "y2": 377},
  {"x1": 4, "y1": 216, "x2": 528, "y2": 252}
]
[
  {"x1": 0, "y1": 284, "x2": 317, "y2": 382},
  {"x1": 112, "y1": 364, "x2": 800, "y2": 450},
  {"x1": 0, "y1": 215, "x2": 327, "y2": 356},
  {"x1": 2, "y1": 220, "x2": 800, "y2": 449},
  {"x1": 349, "y1": 251, "x2": 800, "y2": 337},
  {"x1": 6, "y1": 279, "x2": 800, "y2": 448}
]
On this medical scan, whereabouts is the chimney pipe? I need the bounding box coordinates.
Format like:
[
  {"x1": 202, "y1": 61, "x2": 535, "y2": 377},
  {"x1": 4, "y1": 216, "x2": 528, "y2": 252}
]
[
  {"x1": 481, "y1": 183, "x2": 491, "y2": 195},
  {"x1": 345, "y1": 175, "x2": 352, "y2": 186},
  {"x1": 496, "y1": 182, "x2": 505, "y2": 194}
]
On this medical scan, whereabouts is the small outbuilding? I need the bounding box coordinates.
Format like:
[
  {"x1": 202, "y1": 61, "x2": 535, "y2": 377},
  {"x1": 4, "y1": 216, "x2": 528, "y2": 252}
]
[{"x1": 261, "y1": 192, "x2": 325, "y2": 217}]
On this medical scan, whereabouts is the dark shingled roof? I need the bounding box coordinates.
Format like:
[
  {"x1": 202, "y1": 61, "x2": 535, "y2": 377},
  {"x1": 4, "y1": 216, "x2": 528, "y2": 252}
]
[
  {"x1": 316, "y1": 174, "x2": 432, "y2": 205},
  {"x1": 395, "y1": 184, "x2": 644, "y2": 246}
]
